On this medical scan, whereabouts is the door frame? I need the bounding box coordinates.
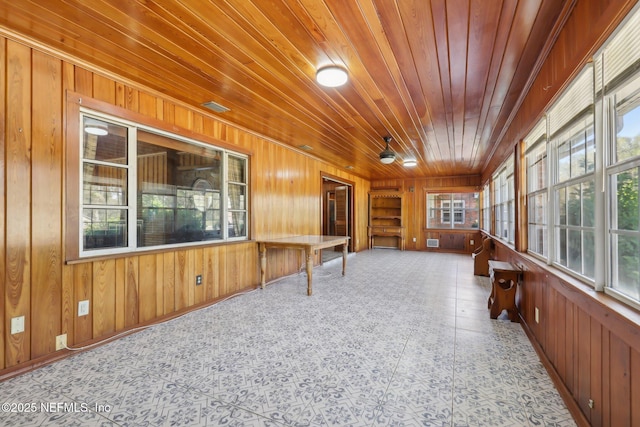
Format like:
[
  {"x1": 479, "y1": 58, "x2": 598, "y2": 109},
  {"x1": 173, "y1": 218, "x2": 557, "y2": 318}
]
[{"x1": 320, "y1": 172, "x2": 355, "y2": 253}]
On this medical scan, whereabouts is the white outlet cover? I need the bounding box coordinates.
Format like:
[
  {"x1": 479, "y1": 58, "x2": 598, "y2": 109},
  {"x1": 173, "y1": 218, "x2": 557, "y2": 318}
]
[
  {"x1": 78, "y1": 300, "x2": 90, "y2": 316},
  {"x1": 11, "y1": 316, "x2": 25, "y2": 334}
]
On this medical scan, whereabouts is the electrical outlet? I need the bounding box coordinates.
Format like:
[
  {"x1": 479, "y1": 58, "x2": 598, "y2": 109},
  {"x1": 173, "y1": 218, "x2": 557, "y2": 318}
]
[
  {"x1": 412, "y1": 237, "x2": 416, "y2": 243},
  {"x1": 11, "y1": 316, "x2": 25, "y2": 334},
  {"x1": 78, "y1": 300, "x2": 90, "y2": 317},
  {"x1": 470, "y1": 239, "x2": 475, "y2": 245},
  {"x1": 196, "y1": 274, "x2": 202, "y2": 285},
  {"x1": 535, "y1": 307, "x2": 540, "y2": 324},
  {"x1": 56, "y1": 334, "x2": 67, "y2": 351}
]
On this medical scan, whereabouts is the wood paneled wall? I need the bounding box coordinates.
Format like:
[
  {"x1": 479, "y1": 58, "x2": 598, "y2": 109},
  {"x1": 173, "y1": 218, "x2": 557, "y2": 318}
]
[
  {"x1": 371, "y1": 176, "x2": 482, "y2": 253},
  {"x1": 0, "y1": 36, "x2": 370, "y2": 375},
  {"x1": 493, "y1": 241, "x2": 640, "y2": 427},
  {"x1": 480, "y1": 2, "x2": 640, "y2": 424},
  {"x1": 483, "y1": 0, "x2": 638, "y2": 179}
]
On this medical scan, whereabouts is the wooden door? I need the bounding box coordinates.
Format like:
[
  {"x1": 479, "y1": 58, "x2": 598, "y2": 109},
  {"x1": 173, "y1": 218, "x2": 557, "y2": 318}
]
[{"x1": 335, "y1": 186, "x2": 349, "y2": 237}]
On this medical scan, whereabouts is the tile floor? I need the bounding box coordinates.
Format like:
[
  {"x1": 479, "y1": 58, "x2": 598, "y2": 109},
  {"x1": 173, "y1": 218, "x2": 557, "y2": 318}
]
[{"x1": 0, "y1": 250, "x2": 576, "y2": 426}]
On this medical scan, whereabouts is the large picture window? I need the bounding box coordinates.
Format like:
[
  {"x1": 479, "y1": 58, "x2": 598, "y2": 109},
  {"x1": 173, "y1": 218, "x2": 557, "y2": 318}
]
[
  {"x1": 79, "y1": 111, "x2": 248, "y2": 257},
  {"x1": 427, "y1": 193, "x2": 479, "y2": 229}
]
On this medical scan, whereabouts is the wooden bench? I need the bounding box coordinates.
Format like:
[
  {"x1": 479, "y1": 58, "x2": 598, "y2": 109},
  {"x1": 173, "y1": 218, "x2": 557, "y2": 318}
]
[
  {"x1": 488, "y1": 260, "x2": 522, "y2": 322},
  {"x1": 472, "y1": 236, "x2": 493, "y2": 276}
]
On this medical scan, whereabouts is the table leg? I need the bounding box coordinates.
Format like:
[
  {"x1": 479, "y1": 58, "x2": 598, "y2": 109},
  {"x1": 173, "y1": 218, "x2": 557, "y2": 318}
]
[
  {"x1": 305, "y1": 248, "x2": 313, "y2": 296},
  {"x1": 341, "y1": 242, "x2": 347, "y2": 276},
  {"x1": 259, "y1": 243, "x2": 267, "y2": 289}
]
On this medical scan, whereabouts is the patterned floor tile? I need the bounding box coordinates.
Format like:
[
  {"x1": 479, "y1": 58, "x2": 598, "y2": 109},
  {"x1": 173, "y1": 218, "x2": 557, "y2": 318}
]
[{"x1": 0, "y1": 251, "x2": 576, "y2": 427}]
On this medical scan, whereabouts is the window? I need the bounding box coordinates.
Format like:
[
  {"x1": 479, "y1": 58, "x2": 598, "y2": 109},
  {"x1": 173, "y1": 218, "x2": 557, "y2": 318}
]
[
  {"x1": 526, "y1": 119, "x2": 548, "y2": 258},
  {"x1": 595, "y1": 4, "x2": 640, "y2": 308},
  {"x1": 441, "y1": 200, "x2": 464, "y2": 224},
  {"x1": 427, "y1": 193, "x2": 479, "y2": 229},
  {"x1": 481, "y1": 183, "x2": 491, "y2": 232},
  {"x1": 509, "y1": 4, "x2": 640, "y2": 309},
  {"x1": 550, "y1": 67, "x2": 596, "y2": 280},
  {"x1": 79, "y1": 111, "x2": 248, "y2": 257},
  {"x1": 492, "y1": 157, "x2": 514, "y2": 244},
  {"x1": 607, "y1": 75, "x2": 640, "y2": 303}
]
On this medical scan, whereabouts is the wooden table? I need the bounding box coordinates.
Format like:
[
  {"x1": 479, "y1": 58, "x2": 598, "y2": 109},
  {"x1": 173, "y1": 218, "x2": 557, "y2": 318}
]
[{"x1": 257, "y1": 235, "x2": 350, "y2": 296}]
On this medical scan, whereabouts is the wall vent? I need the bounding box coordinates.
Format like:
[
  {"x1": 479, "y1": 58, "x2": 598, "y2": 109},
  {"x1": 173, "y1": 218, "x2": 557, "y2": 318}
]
[
  {"x1": 202, "y1": 101, "x2": 230, "y2": 113},
  {"x1": 426, "y1": 238, "x2": 439, "y2": 248}
]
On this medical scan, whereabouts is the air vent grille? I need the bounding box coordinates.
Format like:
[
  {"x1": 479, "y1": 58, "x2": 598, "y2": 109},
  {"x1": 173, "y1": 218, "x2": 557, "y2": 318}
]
[
  {"x1": 202, "y1": 101, "x2": 230, "y2": 113},
  {"x1": 426, "y1": 239, "x2": 439, "y2": 248}
]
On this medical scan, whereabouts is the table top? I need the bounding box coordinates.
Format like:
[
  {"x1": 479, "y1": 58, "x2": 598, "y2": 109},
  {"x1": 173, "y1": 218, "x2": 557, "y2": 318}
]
[{"x1": 257, "y1": 235, "x2": 349, "y2": 246}]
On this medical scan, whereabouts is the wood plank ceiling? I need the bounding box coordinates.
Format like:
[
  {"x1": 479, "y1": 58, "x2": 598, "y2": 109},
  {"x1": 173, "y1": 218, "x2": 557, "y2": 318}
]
[{"x1": 0, "y1": 0, "x2": 572, "y2": 179}]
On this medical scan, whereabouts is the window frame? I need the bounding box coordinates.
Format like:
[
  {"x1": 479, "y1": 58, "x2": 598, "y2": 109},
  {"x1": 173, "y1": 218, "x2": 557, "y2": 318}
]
[
  {"x1": 65, "y1": 94, "x2": 251, "y2": 261},
  {"x1": 426, "y1": 192, "x2": 479, "y2": 229},
  {"x1": 492, "y1": 157, "x2": 515, "y2": 244},
  {"x1": 481, "y1": 183, "x2": 491, "y2": 232},
  {"x1": 604, "y1": 73, "x2": 640, "y2": 309},
  {"x1": 538, "y1": 64, "x2": 597, "y2": 284},
  {"x1": 440, "y1": 199, "x2": 465, "y2": 224},
  {"x1": 526, "y1": 131, "x2": 549, "y2": 259}
]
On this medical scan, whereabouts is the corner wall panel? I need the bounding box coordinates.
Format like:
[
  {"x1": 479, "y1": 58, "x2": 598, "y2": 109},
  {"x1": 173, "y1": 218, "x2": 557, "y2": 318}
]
[
  {"x1": 0, "y1": 36, "x2": 6, "y2": 370},
  {"x1": 61, "y1": 265, "x2": 75, "y2": 347},
  {"x1": 30, "y1": 50, "x2": 63, "y2": 358},
  {"x1": 5, "y1": 40, "x2": 32, "y2": 367}
]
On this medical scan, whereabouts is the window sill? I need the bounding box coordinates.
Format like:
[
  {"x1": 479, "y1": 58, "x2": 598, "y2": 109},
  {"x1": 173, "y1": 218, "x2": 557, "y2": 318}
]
[{"x1": 66, "y1": 239, "x2": 254, "y2": 265}]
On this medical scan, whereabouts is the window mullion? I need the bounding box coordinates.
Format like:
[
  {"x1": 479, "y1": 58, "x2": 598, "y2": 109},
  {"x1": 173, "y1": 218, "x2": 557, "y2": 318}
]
[
  {"x1": 128, "y1": 126, "x2": 137, "y2": 250},
  {"x1": 222, "y1": 153, "x2": 228, "y2": 240},
  {"x1": 593, "y1": 95, "x2": 608, "y2": 290}
]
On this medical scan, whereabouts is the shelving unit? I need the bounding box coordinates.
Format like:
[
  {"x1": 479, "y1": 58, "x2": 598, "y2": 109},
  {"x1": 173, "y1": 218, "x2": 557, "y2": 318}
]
[{"x1": 368, "y1": 191, "x2": 405, "y2": 250}]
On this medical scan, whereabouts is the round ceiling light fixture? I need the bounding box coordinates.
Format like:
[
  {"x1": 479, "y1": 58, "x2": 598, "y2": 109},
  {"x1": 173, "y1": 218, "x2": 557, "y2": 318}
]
[
  {"x1": 84, "y1": 118, "x2": 109, "y2": 136},
  {"x1": 316, "y1": 65, "x2": 348, "y2": 87},
  {"x1": 379, "y1": 136, "x2": 396, "y2": 164},
  {"x1": 403, "y1": 158, "x2": 417, "y2": 167}
]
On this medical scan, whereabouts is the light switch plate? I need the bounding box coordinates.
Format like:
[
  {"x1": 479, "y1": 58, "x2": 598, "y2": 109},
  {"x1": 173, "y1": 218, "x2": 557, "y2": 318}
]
[
  {"x1": 11, "y1": 316, "x2": 25, "y2": 334},
  {"x1": 78, "y1": 300, "x2": 90, "y2": 317}
]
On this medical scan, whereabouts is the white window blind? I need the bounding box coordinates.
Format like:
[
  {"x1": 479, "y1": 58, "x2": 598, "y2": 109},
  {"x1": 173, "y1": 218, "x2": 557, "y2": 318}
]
[
  {"x1": 524, "y1": 117, "x2": 547, "y2": 153},
  {"x1": 595, "y1": 6, "x2": 640, "y2": 94},
  {"x1": 548, "y1": 67, "x2": 594, "y2": 137}
]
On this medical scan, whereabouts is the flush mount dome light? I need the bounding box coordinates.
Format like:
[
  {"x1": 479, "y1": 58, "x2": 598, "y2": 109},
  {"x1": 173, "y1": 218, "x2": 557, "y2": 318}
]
[
  {"x1": 84, "y1": 118, "x2": 109, "y2": 136},
  {"x1": 316, "y1": 65, "x2": 348, "y2": 87},
  {"x1": 379, "y1": 136, "x2": 396, "y2": 164},
  {"x1": 403, "y1": 158, "x2": 417, "y2": 167}
]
